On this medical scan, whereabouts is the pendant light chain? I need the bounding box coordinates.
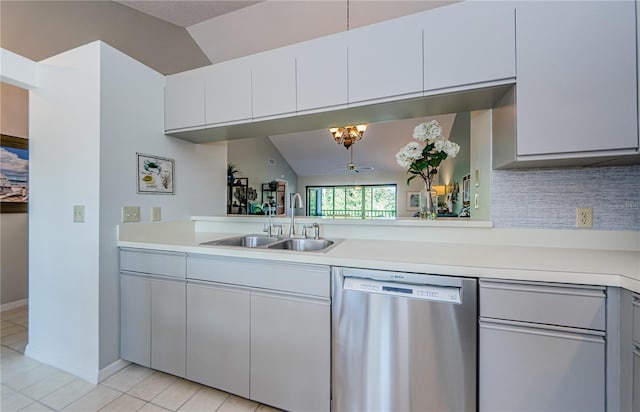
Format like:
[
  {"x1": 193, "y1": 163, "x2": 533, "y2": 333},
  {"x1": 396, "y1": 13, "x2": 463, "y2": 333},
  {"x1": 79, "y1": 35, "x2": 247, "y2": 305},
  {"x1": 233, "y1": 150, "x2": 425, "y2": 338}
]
[{"x1": 347, "y1": 0, "x2": 350, "y2": 31}]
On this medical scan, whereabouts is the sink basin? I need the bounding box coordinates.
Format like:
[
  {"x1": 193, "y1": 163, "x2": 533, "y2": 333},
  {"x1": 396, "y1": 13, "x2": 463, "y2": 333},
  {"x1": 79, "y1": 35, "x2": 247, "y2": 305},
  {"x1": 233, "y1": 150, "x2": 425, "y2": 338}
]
[
  {"x1": 267, "y1": 238, "x2": 335, "y2": 252},
  {"x1": 201, "y1": 234, "x2": 338, "y2": 252},
  {"x1": 200, "y1": 235, "x2": 280, "y2": 248}
]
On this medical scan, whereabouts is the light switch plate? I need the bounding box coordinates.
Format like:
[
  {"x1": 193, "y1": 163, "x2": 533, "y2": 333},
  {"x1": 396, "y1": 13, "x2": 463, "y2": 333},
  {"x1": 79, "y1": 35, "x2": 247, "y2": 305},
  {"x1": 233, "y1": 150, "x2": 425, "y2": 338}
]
[
  {"x1": 151, "y1": 207, "x2": 161, "y2": 221},
  {"x1": 122, "y1": 206, "x2": 140, "y2": 223},
  {"x1": 73, "y1": 205, "x2": 85, "y2": 223}
]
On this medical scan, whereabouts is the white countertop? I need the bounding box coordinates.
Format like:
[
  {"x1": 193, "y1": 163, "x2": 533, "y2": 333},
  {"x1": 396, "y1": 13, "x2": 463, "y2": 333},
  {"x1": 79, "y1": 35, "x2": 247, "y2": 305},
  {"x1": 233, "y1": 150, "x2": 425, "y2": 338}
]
[{"x1": 117, "y1": 221, "x2": 640, "y2": 294}]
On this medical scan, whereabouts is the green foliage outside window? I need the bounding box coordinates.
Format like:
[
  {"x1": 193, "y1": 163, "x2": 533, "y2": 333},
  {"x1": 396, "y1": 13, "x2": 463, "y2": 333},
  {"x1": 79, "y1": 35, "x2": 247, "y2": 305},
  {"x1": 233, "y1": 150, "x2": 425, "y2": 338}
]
[{"x1": 307, "y1": 184, "x2": 396, "y2": 219}]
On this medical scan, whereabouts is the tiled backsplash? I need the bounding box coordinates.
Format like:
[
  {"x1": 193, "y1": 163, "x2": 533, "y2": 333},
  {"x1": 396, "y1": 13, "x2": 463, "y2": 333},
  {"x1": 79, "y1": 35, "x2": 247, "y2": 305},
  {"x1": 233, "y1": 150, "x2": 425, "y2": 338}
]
[{"x1": 491, "y1": 165, "x2": 640, "y2": 231}]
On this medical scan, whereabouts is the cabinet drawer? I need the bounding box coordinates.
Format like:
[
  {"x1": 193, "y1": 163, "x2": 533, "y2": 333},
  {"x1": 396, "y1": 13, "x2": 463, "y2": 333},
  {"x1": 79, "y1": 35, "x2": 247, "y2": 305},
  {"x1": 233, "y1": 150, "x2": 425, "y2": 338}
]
[
  {"x1": 480, "y1": 279, "x2": 605, "y2": 330},
  {"x1": 633, "y1": 294, "x2": 640, "y2": 344},
  {"x1": 187, "y1": 255, "x2": 329, "y2": 298},
  {"x1": 120, "y1": 248, "x2": 186, "y2": 279},
  {"x1": 480, "y1": 319, "x2": 605, "y2": 412}
]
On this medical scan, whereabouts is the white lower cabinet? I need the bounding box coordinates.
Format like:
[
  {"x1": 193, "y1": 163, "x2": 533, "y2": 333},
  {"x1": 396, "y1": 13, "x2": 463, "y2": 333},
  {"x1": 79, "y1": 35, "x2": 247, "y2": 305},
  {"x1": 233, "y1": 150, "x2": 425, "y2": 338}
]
[
  {"x1": 633, "y1": 293, "x2": 640, "y2": 412},
  {"x1": 480, "y1": 319, "x2": 605, "y2": 411},
  {"x1": 120, "y1": 249, "x2": 186, "y2": 377},
  {"x1": 634, "y1": 347, "x2": 640, "y2": 412},
  {"x1": 250, "y1": 292, "x2": 330, "y2": 412},
  {"x1": 121, "y1": 274, "x2": 150, "y2": 367},
  {"x1": 479, "y1": 279, "x2": 606, "y2": 412},
  {"x1": 120, "y1": 273, "x2": 186, "y2": 377},
  {"x1": 150, "y1": 278, "x2": 185, "y2": 377},
  {"x1": 186, "y1": 255, "x2": 330, "y2": 411},
  {"x1": 186, "y1": 282, "x2": 250, "y2": 397}
]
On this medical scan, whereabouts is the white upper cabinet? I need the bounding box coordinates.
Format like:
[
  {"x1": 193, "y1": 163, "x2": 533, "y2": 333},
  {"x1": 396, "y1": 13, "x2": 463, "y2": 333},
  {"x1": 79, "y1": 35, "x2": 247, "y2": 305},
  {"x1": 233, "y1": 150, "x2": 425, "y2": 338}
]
[
  {"x1": 422, "y1": 2, "x2": 515, "y2": 91},
  {"x1": 251, "y1": 48, "x2": 297, "y2": 119},
  {"x1": 348, "y1": 16, "x2": 423, "y2": 104},
  {"x1": 295, "y1": 33, "x2": 348, "y2": 112},
  {"x1": 204, "y1": 57, "x2": 252, "y2": 125},
  {"x1": 515, "y1": 1, "x2": 638, "y2": 157},
  {"x1": 165, "y1": 68, "x2": 205, "y2": 130}
]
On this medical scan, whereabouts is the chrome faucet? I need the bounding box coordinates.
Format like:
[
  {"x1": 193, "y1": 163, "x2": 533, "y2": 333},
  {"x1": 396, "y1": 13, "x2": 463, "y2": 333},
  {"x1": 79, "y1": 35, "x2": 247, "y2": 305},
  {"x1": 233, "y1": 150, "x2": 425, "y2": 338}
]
[
  {"x1": 262, "y1": 202, "x2": 273, "y2": 236},
  {"x1": 290, "y1": 193, "x2": 303, "y2": 237},
  {"x1": 302, "y1": 223, "x2": 320, "y2": 239},
  {"x1": 262, "y1": 202, "x2": 282, "y2": 237}
]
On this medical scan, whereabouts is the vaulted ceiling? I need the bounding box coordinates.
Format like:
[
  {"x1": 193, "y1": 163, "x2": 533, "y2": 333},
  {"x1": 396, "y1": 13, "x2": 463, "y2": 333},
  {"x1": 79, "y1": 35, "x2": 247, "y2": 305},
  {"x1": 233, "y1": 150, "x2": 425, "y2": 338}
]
[
  {"x1": 0, "y1": 0, "x2": 454, "y2": 74},
  {"x1": 0, "y1": 0, "x2": 459, "y2": 177}
]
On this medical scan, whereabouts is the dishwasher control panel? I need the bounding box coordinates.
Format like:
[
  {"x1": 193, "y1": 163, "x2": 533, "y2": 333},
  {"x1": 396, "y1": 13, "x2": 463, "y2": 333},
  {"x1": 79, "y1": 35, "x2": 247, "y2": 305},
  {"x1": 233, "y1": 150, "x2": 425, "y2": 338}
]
[{"x1": 343, "y1": 277, "x2": 462, "y2": 304}]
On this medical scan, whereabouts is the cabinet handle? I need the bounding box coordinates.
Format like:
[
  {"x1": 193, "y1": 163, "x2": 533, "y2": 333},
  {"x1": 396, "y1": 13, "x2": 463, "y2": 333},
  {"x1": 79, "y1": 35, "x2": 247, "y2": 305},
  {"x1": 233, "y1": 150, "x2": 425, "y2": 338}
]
[
  {"x1": 480, "y1": 279, "x2": 605, "y2": 298},
  {"x1": 121, "y1": 271, "x2": 185, "y2": 283},
  {"x1": 480, "y1": 318, "x2": 605, "y2": 343},
  {"x1": 251, "y1": 289, "x2": 330, "y2": 305},
  {"x1": 187, "y1": 280, "x2": 253, "y2": 293}
]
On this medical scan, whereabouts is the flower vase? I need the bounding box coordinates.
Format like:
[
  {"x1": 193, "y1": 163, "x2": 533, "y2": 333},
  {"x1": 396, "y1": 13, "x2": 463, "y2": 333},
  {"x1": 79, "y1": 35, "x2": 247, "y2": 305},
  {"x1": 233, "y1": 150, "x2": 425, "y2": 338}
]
[{"x1": 419, "y1": 184, "x2": 437, "y2": 220}]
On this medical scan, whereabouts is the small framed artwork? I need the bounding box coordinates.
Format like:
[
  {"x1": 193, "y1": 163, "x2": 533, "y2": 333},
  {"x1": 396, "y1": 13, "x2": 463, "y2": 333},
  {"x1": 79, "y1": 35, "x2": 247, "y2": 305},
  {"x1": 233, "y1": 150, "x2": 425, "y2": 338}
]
[
  {"x1": 1, "y1": 135, "x2": 29, "y2": 213},
  {"x1": 407, "y1": 191, "x2": 420, "y2": 211},
  {"x1": 137, "y1": 153, "x2": 174, "y2": 194},
  {"x1": 462, "y1": 174, "x2": 471, "y2": 207}
]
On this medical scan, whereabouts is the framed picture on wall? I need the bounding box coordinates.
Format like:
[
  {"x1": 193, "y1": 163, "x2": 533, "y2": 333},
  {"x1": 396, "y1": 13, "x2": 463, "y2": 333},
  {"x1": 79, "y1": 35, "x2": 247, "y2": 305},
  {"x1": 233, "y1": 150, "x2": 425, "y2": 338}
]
[
  {"x1": 137, "y1": 153, "x2": 175, "y2": 194},
  {"x1": 1, "y1": 135, "x2": 29, "y2": 213},
  {"x1": 462, "y1": 174, "x2": 471, "y2": 207},
  {"x1": 407, "y1": 191, "x2": 420, "y2": 211}
]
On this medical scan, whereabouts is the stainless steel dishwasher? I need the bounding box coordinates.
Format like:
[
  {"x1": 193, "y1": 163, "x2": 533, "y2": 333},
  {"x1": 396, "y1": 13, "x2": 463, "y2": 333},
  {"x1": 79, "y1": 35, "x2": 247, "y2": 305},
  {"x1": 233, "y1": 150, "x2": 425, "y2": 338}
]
[{"x1": 332, "y1": 267, "x2": 477, "y2": 412}]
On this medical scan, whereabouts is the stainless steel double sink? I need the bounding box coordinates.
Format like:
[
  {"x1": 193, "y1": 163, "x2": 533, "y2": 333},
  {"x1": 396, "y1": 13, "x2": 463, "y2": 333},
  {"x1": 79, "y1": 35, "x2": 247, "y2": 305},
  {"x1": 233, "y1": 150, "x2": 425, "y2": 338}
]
[{"x1": 200, "y1": 234, "x2": 336, "y2": 252}]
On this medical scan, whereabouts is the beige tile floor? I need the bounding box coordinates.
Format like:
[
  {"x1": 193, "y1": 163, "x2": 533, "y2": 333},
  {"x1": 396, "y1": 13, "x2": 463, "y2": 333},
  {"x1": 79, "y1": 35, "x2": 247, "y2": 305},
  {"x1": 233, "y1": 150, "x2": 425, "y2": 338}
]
[{"x1": 1, "y1": 307, "x2": 281, "y2": 412}]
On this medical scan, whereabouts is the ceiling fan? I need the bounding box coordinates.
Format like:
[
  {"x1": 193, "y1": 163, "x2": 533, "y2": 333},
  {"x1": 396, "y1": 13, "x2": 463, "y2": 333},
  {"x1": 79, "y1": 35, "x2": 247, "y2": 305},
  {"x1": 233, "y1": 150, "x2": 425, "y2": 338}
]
[{"x1": 343, "y1": 144, "x2": 374, "y2": 174}]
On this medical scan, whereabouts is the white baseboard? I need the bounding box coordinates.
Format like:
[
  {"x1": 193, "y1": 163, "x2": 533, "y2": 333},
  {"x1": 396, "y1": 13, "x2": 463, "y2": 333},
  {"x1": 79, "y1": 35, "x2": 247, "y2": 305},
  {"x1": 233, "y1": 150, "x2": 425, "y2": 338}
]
[
  {"x1": 25, "y1": 343, "x2": 100, "y2": 384},
  {"x1": 98, "y1": 359, "x2": 130, "y2": 382},
  {"x1": 1, "y1": 298, "x2": 28, "y2": 312}
]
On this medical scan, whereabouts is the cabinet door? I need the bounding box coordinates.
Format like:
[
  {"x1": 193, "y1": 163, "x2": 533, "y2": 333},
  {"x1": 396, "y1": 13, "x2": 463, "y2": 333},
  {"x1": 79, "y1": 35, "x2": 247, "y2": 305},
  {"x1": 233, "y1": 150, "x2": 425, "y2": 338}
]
[
  {"x1": 186, "y1": 282, "x2": 250, "y2": 397},
  {"x1": 204, "y1": 58, "x2": 252, "y2": 124},
  {"x1": 480, "y1": 319, "x2": 605, "y2": 412},
  {"x1": 164, "y1": 69, "x2": 205, "y2": 130},
  {"x1": 120, "y1": 274, "x2": 150, "y2": 367},
  {"x1": 423, "y1": 2, "x2": 515, "y2": 91},
  {"x1": 634, "y1": 346, "x2": 640, "y2": 412},
  {"x1": 251, "y1": 48, "x2": 296, "y2": 118},
  {"x1": 296, "y1": 33, "x2": 348, "y2": 112},
  {"x1": 515, "y1": 1, "x2": 638, "y2": 156},
  {"x1": 348, "y1": 16, "x2": 423, "y2": 104},
  {"x1": 250, "y1": 292, "x2": 330, "y2": 412},
  {"x1": 150, "y1": 278, "x2": 185, "y2": 377}
]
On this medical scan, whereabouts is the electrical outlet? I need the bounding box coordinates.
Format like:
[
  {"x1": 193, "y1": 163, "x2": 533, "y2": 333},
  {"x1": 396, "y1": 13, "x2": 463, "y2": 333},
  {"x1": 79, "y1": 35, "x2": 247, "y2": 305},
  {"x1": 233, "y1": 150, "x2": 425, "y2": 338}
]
[
  {"x1": 151, "y1": 207, "x2": 161, "y2": 221},
  {"x1": 576, "y1": 208, "x2": 593, "y2": 228},
  {"x1": 73, "y1": 205, "x2": 85, "y2": 223},
  {"x1": 122, "y1": 206, "x2": 141, "y2": 223}
]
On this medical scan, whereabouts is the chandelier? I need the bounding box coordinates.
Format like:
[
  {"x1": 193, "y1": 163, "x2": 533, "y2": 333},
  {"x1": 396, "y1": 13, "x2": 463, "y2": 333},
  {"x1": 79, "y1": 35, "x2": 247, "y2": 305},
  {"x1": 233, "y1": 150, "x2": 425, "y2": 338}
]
[{"x1": 328, "y1": 124, "x2": 368, "y2": 149}]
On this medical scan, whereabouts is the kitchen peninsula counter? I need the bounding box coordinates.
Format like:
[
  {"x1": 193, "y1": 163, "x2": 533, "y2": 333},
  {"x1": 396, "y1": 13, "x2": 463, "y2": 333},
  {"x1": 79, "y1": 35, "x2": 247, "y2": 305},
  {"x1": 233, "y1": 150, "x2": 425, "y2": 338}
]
[{"x1": 117, "y1": 219, "x2": 640, "y2": 294}]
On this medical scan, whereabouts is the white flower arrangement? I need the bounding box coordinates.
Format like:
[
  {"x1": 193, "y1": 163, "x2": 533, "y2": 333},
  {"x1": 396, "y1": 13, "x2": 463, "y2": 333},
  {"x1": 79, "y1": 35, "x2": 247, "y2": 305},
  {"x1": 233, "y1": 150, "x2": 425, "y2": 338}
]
[{"x1": 396, "y1": 120, "x2": 460, "y2": 189}]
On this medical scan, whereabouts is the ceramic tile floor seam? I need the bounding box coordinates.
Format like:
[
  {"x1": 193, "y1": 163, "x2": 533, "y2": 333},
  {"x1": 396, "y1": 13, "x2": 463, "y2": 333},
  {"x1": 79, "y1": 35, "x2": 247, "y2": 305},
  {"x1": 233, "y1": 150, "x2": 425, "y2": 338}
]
[
  {"x1": 2, "y1": 381, "x2": 50, "y2": 412},
  {"x1": 1, "y1": 306, "x2": 277, "y2": 412},
  {"x1": 38, "y1": 376, "x2": 97, "y2": 410}
]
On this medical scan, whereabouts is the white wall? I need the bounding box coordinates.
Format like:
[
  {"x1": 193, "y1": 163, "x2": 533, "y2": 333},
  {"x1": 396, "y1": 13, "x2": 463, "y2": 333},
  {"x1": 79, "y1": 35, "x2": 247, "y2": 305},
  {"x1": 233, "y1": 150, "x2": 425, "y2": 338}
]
[
  {"x1": 28, "y1": 41, "x2": 227, "y2": 382},
  {"x1": 27, "y1": 42, "x2": 102, "y2": 381},
  {"x1": 98, "y1": 43, "x2": 226, "y2": 370},
  {"x1": 470, "y1": 110, "x2": 492, "y2": 221},
  {"x1": 187, "y1": 1, "x2": 456, "y2": 65}
]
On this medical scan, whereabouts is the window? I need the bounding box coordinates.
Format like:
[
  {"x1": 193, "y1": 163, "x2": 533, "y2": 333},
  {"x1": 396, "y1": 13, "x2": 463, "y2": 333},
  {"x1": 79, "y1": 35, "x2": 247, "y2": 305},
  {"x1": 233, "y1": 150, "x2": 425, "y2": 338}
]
[{"x1": 306, "y1": 184, "x2": 397, "y2": 219}]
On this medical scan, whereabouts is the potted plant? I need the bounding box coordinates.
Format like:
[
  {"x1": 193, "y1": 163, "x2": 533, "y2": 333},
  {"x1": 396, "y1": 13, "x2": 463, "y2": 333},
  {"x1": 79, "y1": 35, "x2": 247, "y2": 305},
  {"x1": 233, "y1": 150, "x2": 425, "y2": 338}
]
[
  {"x1": 227, "y1": 163, "x2": 239, "y2": 186},
  {"x1": 268, "y1": 180, "x2": 279, "y2": 191}
]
